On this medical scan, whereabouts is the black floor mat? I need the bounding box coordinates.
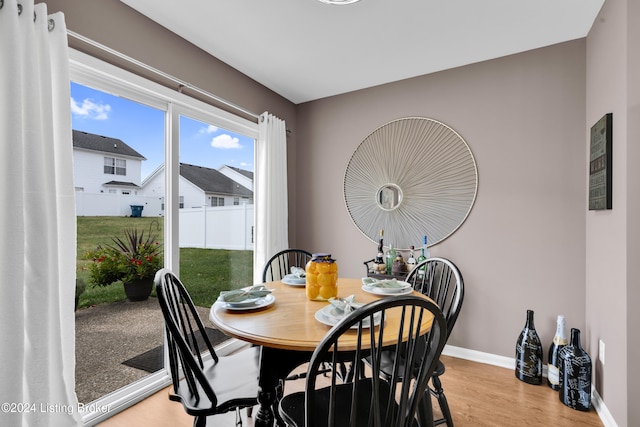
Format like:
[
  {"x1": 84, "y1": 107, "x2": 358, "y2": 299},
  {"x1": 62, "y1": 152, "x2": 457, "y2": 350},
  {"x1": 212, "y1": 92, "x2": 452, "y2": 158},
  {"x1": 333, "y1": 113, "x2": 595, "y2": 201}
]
[{"x1": 121, "y1": 327, "x2": 229, "y2": 373}]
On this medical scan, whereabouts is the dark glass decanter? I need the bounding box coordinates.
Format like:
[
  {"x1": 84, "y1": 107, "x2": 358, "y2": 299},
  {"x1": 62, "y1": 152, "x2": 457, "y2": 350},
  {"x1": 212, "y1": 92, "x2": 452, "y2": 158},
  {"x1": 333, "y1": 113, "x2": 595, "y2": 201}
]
[
  {"x1": 515, "y1": 309, "x2": 543, "y2": 385},
  {"x1": 558, "y1": 328, "x2": 592, "y2": 411}
]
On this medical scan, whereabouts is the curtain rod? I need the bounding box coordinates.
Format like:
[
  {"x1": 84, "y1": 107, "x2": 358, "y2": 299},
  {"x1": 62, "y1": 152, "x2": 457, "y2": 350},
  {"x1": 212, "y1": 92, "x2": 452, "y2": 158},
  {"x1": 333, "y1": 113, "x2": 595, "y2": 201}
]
[{"x1": 67, "y1": 30, "x2": 260, "y2": 121}]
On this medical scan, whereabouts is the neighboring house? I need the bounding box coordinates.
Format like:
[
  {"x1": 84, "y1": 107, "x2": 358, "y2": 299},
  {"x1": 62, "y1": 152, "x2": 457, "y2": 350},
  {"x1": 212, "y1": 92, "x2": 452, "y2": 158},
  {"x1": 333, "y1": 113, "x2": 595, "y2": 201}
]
[
  {"x1": 72, "y1": 130, "x2": 159, "y2": 216},
  {"x1": 72, "y1": 130, "x2": 145, "y2": 195},
  {"x1": 218, "y1": 164, "x2": 253, "y2": 192},
  {"x1": 142, "y1": 163, "x2": 253, "y2": 215}
]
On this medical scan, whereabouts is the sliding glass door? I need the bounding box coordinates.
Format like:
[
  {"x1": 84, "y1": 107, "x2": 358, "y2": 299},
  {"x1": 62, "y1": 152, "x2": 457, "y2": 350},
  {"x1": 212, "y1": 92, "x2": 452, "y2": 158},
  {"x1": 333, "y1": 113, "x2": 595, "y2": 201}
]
[
  {"x1": 72, "y1": 81, "x2": 167, "y2": 404},
  {"x1": 69, "y1": 49, "x2": 259, "y2": 425}
]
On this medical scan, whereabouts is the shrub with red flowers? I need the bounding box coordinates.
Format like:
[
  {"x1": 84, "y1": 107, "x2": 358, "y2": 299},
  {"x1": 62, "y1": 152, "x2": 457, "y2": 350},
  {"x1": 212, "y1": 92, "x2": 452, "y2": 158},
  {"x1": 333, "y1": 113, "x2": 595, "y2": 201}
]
[{"x1": 86, "y1": 227, "x2": 163, "y2": 287}]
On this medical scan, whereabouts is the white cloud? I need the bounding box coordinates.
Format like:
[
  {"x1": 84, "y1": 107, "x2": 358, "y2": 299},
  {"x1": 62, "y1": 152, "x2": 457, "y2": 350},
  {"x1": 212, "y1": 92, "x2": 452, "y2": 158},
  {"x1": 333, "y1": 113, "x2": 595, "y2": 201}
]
[
  {"x1": 199, "y1": 124, "x2": 219, "y2": 134},
  {"x1": 70, "y1": 97, "x2": 111, "y2": 120},
  {"x1": 211, "y1": 134, "x2": 241, "y2": 149}
]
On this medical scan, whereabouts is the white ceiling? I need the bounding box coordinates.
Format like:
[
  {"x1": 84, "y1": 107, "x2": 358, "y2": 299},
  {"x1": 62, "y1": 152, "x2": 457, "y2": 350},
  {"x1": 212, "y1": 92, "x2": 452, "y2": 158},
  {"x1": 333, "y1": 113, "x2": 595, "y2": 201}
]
[{"x1": 120, "y1": 0, "x2": 604, "y2": 105}]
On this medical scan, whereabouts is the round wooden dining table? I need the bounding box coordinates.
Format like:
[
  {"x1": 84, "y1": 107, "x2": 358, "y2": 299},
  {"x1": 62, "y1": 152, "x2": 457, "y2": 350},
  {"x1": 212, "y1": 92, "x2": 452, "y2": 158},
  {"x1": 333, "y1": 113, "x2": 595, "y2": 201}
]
[{"x1": 209, "y1": 277, "x2": 433, "y2": 427}]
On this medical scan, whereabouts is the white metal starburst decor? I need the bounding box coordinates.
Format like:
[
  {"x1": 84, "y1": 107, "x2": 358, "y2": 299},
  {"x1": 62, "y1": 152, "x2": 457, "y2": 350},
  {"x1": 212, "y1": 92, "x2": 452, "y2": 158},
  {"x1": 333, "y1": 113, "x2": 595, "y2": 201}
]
[{"x1": 343, "y1": 117, "x2": 478, "y2": 250}]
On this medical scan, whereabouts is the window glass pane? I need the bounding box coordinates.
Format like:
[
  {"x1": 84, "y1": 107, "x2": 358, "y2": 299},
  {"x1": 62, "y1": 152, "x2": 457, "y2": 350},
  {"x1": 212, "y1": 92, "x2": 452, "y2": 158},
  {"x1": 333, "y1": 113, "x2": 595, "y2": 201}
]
[
  {"x1": 116, "y1": 158, "x2": 127, "y2": 176},
  {"x1": 104, "y1": 157, "x2": 115, "y2": 174},
  {"x1": 178, "y1": 115, "x2": 254, "y2": 311},
  {"x1": 72, "y1": 81, "x2": 165, "y2": 404}
]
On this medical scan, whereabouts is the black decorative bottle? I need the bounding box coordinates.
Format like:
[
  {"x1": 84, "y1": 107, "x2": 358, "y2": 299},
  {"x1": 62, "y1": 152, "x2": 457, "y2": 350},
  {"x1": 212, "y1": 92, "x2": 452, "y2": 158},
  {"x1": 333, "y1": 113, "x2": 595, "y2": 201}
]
[
  {"x1": 558, "y1": 328, "x2": 592, "y2": 411},
  {"x1": 515, "y1": 309, "x2": 543, "y2": 384},
  {"x1": 547, "y1": 314, "x2": 568, "y2": 390},
  {"x1": 373, "y1": 229, "x2": 386, "y2": 273},
  {"x1": 374, "y1": 229, "x2": 384, "y2": 265}
]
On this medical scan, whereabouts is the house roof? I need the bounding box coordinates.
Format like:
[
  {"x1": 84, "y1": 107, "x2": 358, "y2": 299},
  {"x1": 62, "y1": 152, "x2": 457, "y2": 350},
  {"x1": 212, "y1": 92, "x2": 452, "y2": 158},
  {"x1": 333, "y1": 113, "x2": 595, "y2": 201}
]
[
  {"x1": 103, "y1": 181, "x2": 141, "y2": 188},
  {"x1": 72, "y1": 130, "x2": 146, "y2": 160},
  {"x1": 180, "y1": 163, "x2": 253, "y2": 198},
  {"x1": 226, "y1": 165, "x2": 254, "y2": 180}
]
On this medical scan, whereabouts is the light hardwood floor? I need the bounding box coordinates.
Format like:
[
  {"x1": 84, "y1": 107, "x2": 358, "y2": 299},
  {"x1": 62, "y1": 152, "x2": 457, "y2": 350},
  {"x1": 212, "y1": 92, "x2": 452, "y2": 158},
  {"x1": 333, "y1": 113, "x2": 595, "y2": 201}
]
[{"x1": 99, "y1": 355, "x2": 603, "y2": 427}]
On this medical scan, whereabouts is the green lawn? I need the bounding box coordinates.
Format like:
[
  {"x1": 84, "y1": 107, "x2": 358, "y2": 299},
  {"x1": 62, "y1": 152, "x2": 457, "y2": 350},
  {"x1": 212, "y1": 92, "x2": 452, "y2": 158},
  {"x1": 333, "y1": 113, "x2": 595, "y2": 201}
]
[{"x1": 76, "y1": 216, "x2": 253, "y2": 309}]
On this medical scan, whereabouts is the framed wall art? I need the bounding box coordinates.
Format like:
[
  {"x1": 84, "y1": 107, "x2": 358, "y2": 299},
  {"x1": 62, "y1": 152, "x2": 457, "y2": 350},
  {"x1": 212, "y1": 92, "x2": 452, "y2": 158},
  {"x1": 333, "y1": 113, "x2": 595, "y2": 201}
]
[{"x1": 588, "y1": 113, "x2": 613, "y2": 210}]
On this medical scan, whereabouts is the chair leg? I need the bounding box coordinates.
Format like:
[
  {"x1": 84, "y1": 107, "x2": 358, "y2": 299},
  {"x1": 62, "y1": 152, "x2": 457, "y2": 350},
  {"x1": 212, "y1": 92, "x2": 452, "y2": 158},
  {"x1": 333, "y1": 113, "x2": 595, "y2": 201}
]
[
  {"x1": 235, "y1": 407, "x2": 243, "y2": 426},
  {"x1": 341, "y1": 360, "x2": 366, "y2": 383},
  {"x1": 274, "y1": 380, "x2": 286, "y2": 426},
  {"x1": 431, "y1": 375, "x2": 453, "y2": 427},
  {"x1": 418, "y1": 391, "x2": 436, "y2": 427}
]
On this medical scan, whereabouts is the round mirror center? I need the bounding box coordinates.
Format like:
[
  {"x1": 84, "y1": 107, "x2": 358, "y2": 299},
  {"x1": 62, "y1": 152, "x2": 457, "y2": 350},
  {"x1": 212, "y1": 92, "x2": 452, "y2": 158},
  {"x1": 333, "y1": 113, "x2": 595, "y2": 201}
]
[{"x1": 376, "y1": 184, "x2": 403, "y2": 211}]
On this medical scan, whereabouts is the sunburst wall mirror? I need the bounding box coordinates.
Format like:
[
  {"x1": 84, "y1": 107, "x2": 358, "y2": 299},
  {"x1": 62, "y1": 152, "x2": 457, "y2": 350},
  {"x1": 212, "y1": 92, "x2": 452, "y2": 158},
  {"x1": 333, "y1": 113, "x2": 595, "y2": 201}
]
[{"x1": 343, "y1": 117, "x2": 478, "y2": 250}]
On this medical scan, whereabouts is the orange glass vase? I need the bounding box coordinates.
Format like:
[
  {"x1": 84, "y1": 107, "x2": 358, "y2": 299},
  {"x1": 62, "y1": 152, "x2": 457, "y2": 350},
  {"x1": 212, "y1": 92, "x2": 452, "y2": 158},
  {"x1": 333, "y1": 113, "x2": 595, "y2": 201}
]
[{"x1": 305, "y1": 253, "x2": 338, "y2": 301}]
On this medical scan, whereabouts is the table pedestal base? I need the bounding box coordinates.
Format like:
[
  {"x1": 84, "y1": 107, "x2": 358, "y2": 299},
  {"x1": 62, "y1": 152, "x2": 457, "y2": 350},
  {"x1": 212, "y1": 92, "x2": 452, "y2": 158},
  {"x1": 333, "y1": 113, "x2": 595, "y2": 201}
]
[{"x1": 254, "y1": 347, "x2": 314, "y2": 427}]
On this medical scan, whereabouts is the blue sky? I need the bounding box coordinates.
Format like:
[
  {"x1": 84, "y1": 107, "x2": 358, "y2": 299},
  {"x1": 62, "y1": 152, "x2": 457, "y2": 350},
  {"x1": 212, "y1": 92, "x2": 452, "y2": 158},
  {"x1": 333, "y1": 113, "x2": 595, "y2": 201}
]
[{"x1": 70, "y1": 82, "x2": 255, "y2": 180}]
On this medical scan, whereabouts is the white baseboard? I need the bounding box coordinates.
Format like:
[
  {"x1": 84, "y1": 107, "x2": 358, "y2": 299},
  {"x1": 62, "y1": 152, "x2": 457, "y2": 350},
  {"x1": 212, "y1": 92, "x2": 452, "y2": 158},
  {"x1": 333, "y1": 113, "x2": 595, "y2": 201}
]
[
  {"x1": 591, "y1": 388, "x2": 618, "y2": 427},
  {"x1": 442, "y1": 345, "x2": 618, "y2": 427},
  {"x1": 442, "y1": 344, "x2": 515, "y2": 370}
]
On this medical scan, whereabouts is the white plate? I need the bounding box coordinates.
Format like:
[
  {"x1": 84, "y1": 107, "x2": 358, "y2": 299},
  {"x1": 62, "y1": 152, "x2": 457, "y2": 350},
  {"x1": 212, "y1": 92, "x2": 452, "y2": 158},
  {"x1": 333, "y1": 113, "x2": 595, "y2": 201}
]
[
  {"x1": 314, "y1": 304, "x2": 381, "y2": 329},
  {"x1": 362, "y1": 284, "x2": 414, "y2": 297},
  {"x1": 282, "y1": 274, "x2": 306, "y2": 286},
  {"x1": 218, "y1": 294, "x2": 276, "y2": 311}
]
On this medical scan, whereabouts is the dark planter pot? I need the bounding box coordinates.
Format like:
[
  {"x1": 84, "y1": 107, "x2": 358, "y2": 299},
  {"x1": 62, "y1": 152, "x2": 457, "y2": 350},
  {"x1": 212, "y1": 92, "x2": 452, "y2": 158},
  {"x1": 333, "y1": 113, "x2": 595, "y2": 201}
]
[{"x1": 124, "y1": 278, "x2": 154, "y2": 302}]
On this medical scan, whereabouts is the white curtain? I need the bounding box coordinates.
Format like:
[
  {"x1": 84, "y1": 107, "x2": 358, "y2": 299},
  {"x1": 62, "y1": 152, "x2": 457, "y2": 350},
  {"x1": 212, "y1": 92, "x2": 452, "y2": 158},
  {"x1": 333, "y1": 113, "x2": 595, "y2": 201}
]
[
  {"x1": 0, "y1": 1, "x2": 79, "y2": 426},
  {"x1": 254, "y1": 112, "x2": 289, "y2": 283}
]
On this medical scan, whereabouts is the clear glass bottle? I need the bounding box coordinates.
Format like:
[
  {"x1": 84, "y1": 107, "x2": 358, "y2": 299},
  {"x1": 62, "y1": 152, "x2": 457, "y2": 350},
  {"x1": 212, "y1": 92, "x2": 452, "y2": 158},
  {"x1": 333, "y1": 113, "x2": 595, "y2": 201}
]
[
  {"x1": 392, "y1": 252, "x2": 407, "y2": 275},
  {"x1": 305, "y1": 253, "x2": 338, "y2": 301},
  {"x1": 385, "y1": 244, "x2": 396, "y2": 275},
  {"x1": 515, "y1": 309, "x2": 543, "y2": 385},
  {"x1": 558, "y1": 328, "x2": 592, "y2": 411},
  {"x1": 406, "y1": 245, "x2": 417, "y2": 271},
  {"x1": 547, "y1": 315, "x2": 568, "y2": 390}
]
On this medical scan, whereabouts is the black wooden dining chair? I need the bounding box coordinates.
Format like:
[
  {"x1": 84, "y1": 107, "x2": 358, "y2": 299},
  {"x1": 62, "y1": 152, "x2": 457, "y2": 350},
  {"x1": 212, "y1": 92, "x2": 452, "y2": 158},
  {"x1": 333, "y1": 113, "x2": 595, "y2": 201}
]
[
  {"x1": 278, "y1": 295, "x2": 447, "y2": 427},
  {"x1": 155, "y1": 268, "x2": 260, "y2": 427},
  {"x1": 376, "y1": 257, "x2": 464, "y2": 427},
  {"x1": 261, "y1": 249, "x2": 330, "y2": 392},
  {"x1": 262, "y1": 249, "x2": 312, "y2": 282}
]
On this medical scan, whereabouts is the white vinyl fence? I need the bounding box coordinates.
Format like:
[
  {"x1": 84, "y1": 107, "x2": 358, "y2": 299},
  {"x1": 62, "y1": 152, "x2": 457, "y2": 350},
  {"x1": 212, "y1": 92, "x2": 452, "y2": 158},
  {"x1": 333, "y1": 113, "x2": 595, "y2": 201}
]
[
  {"x1": 76, "y1": 193, "x2": 254, "y2": 251},
  {"x1": 179, "y1": 205, "x2": 254, "y2": 250},
  {"x1": 75, "y1": 193, "x2": 162, "y2": 217}
]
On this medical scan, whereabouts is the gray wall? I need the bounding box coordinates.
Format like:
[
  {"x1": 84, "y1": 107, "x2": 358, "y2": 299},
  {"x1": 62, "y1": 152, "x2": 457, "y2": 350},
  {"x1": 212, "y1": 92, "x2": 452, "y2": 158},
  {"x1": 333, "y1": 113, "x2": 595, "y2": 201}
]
[
  {"x1": 42, "y1": 0, "x2": 636, "y2": 425},
  {"x1": 296, "y1": 41, "x2": 587, "y2": 358},
  {"x1": 628, "y1": 1, "x2": 640, "y2": 425},
  {"x1": 586, "y1": 0, "x2": 638, "y2": 425}
]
